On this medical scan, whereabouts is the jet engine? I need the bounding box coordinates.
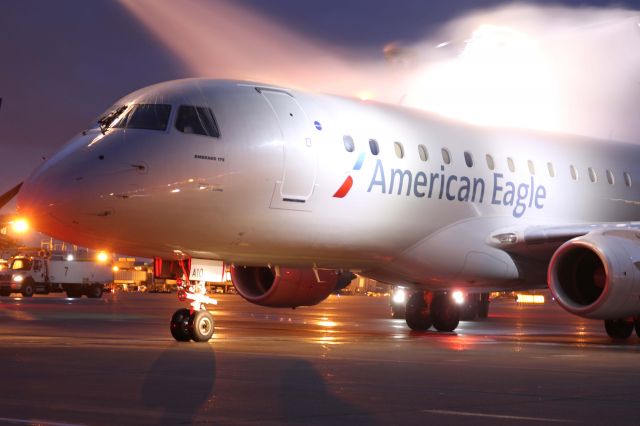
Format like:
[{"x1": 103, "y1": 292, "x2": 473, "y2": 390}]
[
  {"x1": 548, "y1": 229, "x2": 640, "y2": 319},
  {"x1": 230, "y1": 265, "x2": 353, "y2": 308}
]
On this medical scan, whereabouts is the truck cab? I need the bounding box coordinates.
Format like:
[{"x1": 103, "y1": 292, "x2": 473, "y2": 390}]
[{"x1": 0, "y1": 256, "x2": 45, "y2": 297}]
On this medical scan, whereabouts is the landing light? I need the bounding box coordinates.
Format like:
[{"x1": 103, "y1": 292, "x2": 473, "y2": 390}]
[
  {"x1": 66, "y1": 254, "x2": 74, "y2": 261},
  {"x1": 452, "y1": 290, "x2": 465, "y2": 305},
  {"x1": 392, "y1": 288, "x2": 407, "y2": 305}
]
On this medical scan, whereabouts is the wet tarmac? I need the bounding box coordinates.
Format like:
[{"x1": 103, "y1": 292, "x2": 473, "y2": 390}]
[{"x1": 0, "y1": 292, "x2": 639, "y2": 425}]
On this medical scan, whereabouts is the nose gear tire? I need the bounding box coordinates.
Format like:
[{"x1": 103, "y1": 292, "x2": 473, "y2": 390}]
[
  {"x1": 170, "y1": 308, "x2": 192, "y2": 342},
  {"x1": 189, "y1": 310, "x2": 214, "y2": 342}
]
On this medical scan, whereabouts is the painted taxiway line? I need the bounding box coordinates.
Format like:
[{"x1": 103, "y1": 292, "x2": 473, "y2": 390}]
[
  {"x1": 0, "y1": 417, "x2": 85, "y2": 426},
  {"x1": 423, "y1": 409, "x2": 575, "y2": 423}
]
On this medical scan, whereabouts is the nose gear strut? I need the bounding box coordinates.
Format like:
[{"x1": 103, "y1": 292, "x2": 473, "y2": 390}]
[{"x1": 169, "y1": 260, "x2": 218, "y2": 342}]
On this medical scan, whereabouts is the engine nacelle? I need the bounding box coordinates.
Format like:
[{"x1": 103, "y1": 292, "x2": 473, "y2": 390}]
[
  {"x1": 230, "y1": 265, "x2": 349, "y2": 308},
  {"x1": 548, "y1": 229, "x2": 640, "y2": 319}
]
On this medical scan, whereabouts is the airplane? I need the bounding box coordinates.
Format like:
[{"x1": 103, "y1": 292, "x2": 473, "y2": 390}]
[{"x1": 5, "y1": 78, "x2": 640, "y2": 343}]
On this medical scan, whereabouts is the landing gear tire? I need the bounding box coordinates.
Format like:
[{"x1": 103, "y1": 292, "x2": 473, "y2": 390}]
[
  {"x1": 405, "y1": 292, "x2": 432, "y2": 331},
  {"x1": 604, "y1": 318, "x2": 634, "y2": 339},
  {"x1": 21, "y1": 282, "x2": 34, "y2": 298},
  {"x1": 431, "y1": 293, "x2": 460, "y2": 332},
  {"x1": 0, "y1": 290, "x2": 10, "y2": 297},
  {"x1": 170, "y1": 308, "x2": 192, "y2": 342},
  {"x1": 478, "y1": 293, "x2": 490, "y2": 319},
  {"x1": 189, "y1": 310, "x2": 214, "y2": 342},
  {"x1": 86, "y1": 285, "x2": 103, "y2": 299}
]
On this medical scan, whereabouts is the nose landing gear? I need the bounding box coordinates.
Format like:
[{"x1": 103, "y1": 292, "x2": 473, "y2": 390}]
[{"x1": 169, "y1": 278, "x2": 218, "y2": 342}]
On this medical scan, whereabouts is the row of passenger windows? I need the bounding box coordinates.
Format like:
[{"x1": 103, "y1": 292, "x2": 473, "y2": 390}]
[
  {"x1": 343, "y1": 135, "x2": 633, "y2": 187},
  {"x1": 98, "y1": 104, "x2": 220, "y2": 138}
]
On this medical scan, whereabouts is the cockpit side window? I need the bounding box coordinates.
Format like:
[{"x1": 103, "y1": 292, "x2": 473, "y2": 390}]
[
  {"x1": 113, "y1": 104, "x2": 172, "y2": 131},
  {"x1": 175, "y1": 106, "x2": 220, "y2": 138}
]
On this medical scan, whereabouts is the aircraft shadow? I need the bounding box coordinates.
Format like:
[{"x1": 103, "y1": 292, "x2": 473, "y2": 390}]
[
  {"x1": 279, "y1": 359, "x2": 372, "y2": 424},
  {"x1": 141, "y1": 343, "x2": 216, "y2": 425}
]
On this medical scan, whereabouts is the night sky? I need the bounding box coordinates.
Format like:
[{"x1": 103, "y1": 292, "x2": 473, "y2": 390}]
[{"x1": 0, "y1": 0, "x2": 637, "y2": 213}]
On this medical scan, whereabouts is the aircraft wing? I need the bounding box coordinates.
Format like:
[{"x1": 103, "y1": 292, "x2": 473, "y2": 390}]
[{"x1": 0, "y1": 183, "x2": 22, "y2": 211}]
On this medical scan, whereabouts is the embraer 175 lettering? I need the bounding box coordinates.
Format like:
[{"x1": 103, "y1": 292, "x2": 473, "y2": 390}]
[{"x1": 6, "y1": 79, "x2": 640, "y2": 342}]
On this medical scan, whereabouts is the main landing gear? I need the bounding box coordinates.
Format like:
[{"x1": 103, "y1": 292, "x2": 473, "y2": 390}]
[
  {"x1": 604, "y1": 318, "x2": 638, "y2": 340},
  {"x1": 170, "y1": 278, "x2": 218, "y2": 342},
  {"x1": 405, "y1": 291, "x2": 461, "y2": 332}
]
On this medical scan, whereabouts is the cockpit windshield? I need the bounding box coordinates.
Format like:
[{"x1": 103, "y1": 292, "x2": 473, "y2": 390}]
[
  {"x1": 175, "y1": 106, "x2": 220, "y2": 137},
  {"x1": 10, "y1": 259, "x2": 32, "y2": 271},
  {"x1": 113, "y1": 104, "x2": 172, "y2": 131},
  {"x1": 97, "y1": 104, "x2": 172, "y2": 133}
]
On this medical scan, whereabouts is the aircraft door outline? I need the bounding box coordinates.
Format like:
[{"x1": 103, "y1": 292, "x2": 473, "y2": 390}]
[{"x1": 259, "y1": 88, "x2": 317, "y2": 202}]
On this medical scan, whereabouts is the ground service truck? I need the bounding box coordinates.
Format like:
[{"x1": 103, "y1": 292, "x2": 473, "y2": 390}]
[{"x1": 0, "y1": 256, "x2": 112, "y2": 298}]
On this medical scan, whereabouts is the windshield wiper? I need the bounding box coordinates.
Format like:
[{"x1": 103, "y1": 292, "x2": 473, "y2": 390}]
[{"x1": 97, "y1": 105, "x2": 127, "y2": 135}]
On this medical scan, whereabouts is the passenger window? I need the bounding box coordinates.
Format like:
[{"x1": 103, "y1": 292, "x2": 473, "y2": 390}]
[
  {"x1": 175, "y1": 105, "x2": 220, "y2": 137},
  {"x1": 547, "y1": 162, "x2": 555, "y2": 178},
  {"x1": 113, "y1": 104, "x2": 172, "y2": 131},
  {"x1": 441, "y1": 148, "x2": 451, "y2": 165},
  {"x1": 507, "y1": 157, "x2": 515, "y2": 173},
  {"x1": 394, "y1": 142, "x2": 404, "y2": 159},
  {"x1": 528, "y1": 160, "x2": 535, "y2": 175},
  {"x1": 33, "y1": 260, "x2": 41, "y2": 272},
  {"x1": 464, "y1": 151, "x2": 473, "y2": 168},
  {"x1": 570, "y1": 165, "x2": 578, "y2": 181},
  {"x1": 624, "y1": 172, "x2": 632, "y2": 187},
  {"x1": 486, "y1": 154, "x2": 495, "y2": 171},
  {"x1": 343, "y1": 135, "x2": 355, "y2": 152},
  {"x1": 588, "y1": 168, "x2": 597, "y2": 183},
  {"x1": 418, "y1": 144, "x2": 428, "y2": 162},
  {"x1": 606, "y1": 169, "x2": 614, "y2": 185},
  {"x1": 369, "y1": 139, "x2": 379, "y2": 155}
]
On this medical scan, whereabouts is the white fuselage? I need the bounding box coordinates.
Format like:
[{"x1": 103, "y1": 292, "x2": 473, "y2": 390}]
[{"x1": 18, "y1": 79, "x2": 640, "y2": 292}]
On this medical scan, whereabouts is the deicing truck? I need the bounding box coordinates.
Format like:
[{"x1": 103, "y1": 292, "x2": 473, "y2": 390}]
[{"x1": 0, "y1": 256, "x2": 112, "y2": 298}]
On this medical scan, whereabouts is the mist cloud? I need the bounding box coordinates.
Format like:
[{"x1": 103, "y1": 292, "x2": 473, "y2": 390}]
[{"x1": 121, "y1": 0, "x2": 640, "y2": 142}]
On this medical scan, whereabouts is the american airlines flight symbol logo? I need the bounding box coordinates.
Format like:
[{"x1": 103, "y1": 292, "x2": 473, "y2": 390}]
[{"x1": 333, "y1": 152, "x2": 365, "y2": 198}]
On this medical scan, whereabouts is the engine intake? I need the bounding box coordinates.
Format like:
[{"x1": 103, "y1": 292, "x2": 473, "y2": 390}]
[
  {"x1": 230, "y1": 265, "x2": 349, "y2": 308},
  {"x1": 548, "y1": 229, "x2": 640, "y2": 319}
]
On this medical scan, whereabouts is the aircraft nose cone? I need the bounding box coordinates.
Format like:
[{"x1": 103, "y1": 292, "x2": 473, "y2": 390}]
[
  {"x1": 16, "y1": 133, "x2": 103, "y2": 240},
  {"x1": 18, "y1": 161, "x2": 80, "y2": 237}
]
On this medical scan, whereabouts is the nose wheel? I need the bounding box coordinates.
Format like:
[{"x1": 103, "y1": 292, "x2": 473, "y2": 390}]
[
  {"x1": 190, "y1": 310, "x2": 215, "y2": 342},
  {"x1": 170, "y1": 308, "x2": 192, "y2": 342},
  {"x1": 170, "y1": 308, "x2": 215, "y2": 342},
  {"x1": 169, "y1": 278, "x2": 218, "y2": 342}
]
